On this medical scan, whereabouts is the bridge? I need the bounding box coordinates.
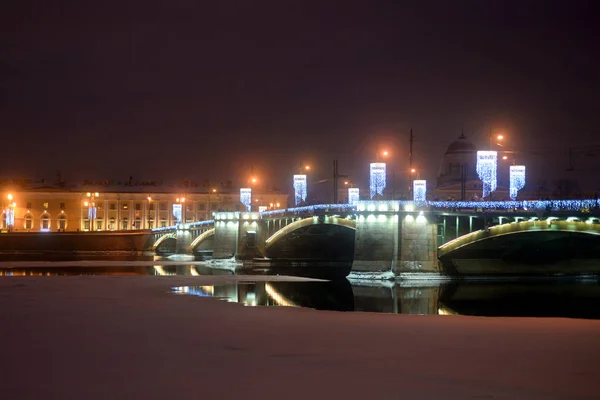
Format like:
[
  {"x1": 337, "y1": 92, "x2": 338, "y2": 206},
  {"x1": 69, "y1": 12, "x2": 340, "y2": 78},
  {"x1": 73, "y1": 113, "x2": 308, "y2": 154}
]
[{"x1": 150, "y1": 199, "x2": 600, "y2": 277}]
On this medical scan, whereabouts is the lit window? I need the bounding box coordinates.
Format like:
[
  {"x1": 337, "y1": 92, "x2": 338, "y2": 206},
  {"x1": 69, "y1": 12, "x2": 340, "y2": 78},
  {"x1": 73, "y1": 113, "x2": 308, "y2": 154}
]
[
  {"x1": 24, "y1": 214, "x2": 33, "y2": 230},
  {"x1": 41, "y1": 214, "x2": 50, "y2": 230},
  {"x1": 58, "y1": 215, "x2": 66, "y2": 231}
]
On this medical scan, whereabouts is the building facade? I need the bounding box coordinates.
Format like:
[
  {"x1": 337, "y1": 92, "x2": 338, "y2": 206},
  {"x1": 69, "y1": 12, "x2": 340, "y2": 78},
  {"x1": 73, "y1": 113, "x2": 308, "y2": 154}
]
[{"x1": 0, "y1": 184, "x2": 288, "y2": 232}]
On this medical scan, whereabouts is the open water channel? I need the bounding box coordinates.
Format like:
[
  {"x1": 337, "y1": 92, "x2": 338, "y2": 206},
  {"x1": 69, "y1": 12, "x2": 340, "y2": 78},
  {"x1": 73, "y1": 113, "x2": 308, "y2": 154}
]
[{"x1": 1, "y1": 253, "x2": 599, "y2": 319}]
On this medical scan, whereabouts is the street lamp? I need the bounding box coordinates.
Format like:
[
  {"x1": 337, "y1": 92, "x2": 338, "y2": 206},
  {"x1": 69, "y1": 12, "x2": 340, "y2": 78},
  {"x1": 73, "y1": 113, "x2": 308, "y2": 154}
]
[
  {"x1": 84, "y1": 192, "x2": 100, "y2": 231},
  {"x1": 488, "y1": 129, "x2": 504, "y2": 149}
]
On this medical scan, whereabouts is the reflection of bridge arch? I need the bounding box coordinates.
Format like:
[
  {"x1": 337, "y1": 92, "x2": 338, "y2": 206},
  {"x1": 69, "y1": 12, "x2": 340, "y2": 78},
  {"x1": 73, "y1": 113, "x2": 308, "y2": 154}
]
[
  {"x1": 153, "y1": 265, "x2": 200, "y2": 276},
  {"x1": 188, "y1": 228, "x2": 215, "y2": 252},
  {"x1": 152, "y1": 233, "x2": 176, "y2": 251},
  {"x1": 438, "y1": 220, "x2": 600, "y2": 258},
  {"x1": 265, "y1": 216, "x2": 356, "y2": 250}
]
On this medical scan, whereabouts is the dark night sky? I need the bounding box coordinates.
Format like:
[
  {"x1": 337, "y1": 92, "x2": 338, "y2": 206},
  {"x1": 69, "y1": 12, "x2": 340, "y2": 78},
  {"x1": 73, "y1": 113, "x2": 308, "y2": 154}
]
[{"x1": 3, "y1": 0, "x2": 600, "y2": 196}]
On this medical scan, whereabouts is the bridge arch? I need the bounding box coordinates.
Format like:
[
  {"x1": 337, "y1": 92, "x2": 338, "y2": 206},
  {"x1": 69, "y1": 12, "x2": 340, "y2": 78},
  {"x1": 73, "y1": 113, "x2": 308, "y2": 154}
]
[
  {"x1": 187, "y1": 228, "x2": 215, "y2": 252},
  {"x1": 265, "y1": 216, "x2": 356, "y2": 250},
  {"x1": 152, "y1": 232, "x2": 177, "y2": 251},
  {"x1": 438, "y1": 219, "x2": 600, "y2": 258}
]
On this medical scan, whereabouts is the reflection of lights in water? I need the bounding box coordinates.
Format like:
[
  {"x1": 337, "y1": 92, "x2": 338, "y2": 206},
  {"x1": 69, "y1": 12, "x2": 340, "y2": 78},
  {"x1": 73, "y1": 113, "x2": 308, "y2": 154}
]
[
  {"x1": 437, "y1": 306, "x2": 459, "y2": 316},
  {"x1": 172, "y1": 286, "x2": 214, "y2": 297},
  {"x1": 265, "y1": 283, "x2": 298, "y2": 307},
  {"x1": 244, "y1": 292, "x2": 257, "y2": 307},
  {"x1": 153, "y1": 266, "x2": 167, "y2": 275}
]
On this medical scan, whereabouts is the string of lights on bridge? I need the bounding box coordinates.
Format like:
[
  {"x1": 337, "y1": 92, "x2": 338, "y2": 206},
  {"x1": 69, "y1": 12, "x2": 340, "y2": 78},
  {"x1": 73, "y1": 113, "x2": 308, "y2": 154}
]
[{"x1": 152, "y1": 199, "x2": 600, "y2": 232}]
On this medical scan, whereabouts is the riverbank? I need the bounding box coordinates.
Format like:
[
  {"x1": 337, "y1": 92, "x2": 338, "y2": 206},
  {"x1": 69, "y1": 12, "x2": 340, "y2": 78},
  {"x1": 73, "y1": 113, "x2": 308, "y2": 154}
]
[{"x1": 1, "y1": 275, "x2": 599, "y2": 399}]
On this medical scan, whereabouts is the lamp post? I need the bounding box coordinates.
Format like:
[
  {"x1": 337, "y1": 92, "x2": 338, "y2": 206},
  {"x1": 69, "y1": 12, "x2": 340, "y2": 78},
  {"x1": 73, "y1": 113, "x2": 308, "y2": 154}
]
[
  {"x1": 489, "y1": 129, "x2": 504, "y2": 150},
  {"x1": 84, "y1": 192, "x2": 99, "y2": 231},
  {"x1": 146, "y1": 196, "x2": 153, "y2": 229}
]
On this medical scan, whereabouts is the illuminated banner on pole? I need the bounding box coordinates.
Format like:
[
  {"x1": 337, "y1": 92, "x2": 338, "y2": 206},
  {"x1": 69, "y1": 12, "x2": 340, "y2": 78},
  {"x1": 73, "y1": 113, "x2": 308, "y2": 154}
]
[
  {"x1": 293, "y1": 174, "x2": 307, "y2": 206},
  {"x1": 413, "y1": 180, "x2": 427, "y2": 203},
  {"x1": 369, "y1": 162, "x2": 386, "y2": 199},
  {"x1": 87, "y1": 207, "x2": 97, "y2": 220},
  {"x1": 172, "y1": 203, "x2": 182, "y2": 223},
  {"x1": 509, "y1": 165, "x2": 526, "y2": 200},
  {"x1": 348, "y1": 188, "x2": 359, "y2": 205},
  {"x1": 240, "y1": 188, "x2": 252, "y2": 212},
  {"x1": 6, "y1": 208, "x2": 14, "y2": 226},
  {"x1": 476, "y1": 151, "x2": 497, "y2": 199}
]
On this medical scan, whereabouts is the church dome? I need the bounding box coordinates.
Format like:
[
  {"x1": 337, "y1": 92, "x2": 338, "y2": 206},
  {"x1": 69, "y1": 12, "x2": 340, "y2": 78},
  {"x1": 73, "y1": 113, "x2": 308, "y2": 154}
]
[
  {"x1": 444, "y1": 133, "x2": 476, "y2": 154},
  {"x1": 437, "y1": 133, "x2": 478, "y2": 189}
]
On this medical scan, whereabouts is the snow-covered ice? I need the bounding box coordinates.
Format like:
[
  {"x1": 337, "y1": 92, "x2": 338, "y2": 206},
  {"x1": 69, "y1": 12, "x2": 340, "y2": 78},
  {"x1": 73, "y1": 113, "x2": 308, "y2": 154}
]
[{"x1": 0, "y1": 275, "x2": 599, "y2": 399}]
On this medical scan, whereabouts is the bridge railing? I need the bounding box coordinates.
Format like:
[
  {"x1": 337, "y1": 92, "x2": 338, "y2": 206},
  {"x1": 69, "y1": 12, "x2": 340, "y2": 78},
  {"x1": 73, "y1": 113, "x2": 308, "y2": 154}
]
[
  {"x1": 153, "y1": 199, "x2": 600, "y2": 232},
  {"x1": 260, "y1": 203, "x2": 357, "y2": 218},
  {"x1": 400, "y1": 199, "x2": 600, "y2": 212},
  {"x1": 152, "y1": 219, "x2": 215, "y2": 233}
]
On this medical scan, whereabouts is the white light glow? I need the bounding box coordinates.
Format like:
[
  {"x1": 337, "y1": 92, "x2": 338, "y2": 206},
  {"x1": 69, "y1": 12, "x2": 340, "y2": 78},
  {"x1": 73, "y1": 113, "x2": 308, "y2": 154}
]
[
  {"x1": 370, "y1": 162, "x2": 386, "y2": 199},
  {"x1": 509, "y1": 165, "x2": 526, "y2": 201},
  {"x1": 413, "y1": 180, "x2": 427, "y2": 203},
  {"x1": 293, "y1": 174, "x2": 307, "y2": 206},
  {"x1": 240, "y1": 188, "x2": 252, "y2": 212},
  {"x1": 348, "y1": 188, "x2": 359, "y2": 205},
  {"x1": 172, "y1": 204, "x2": 182, "y2": 223},
  {"x1": 87, "y1": 207, "x2": 97, "y2": 220},
  {"x1": 5, "y1": 208, "x2": 14, "y2": 226},
  {"x1": 476, "y1": 151, "x2": 498, "y2": 199}
]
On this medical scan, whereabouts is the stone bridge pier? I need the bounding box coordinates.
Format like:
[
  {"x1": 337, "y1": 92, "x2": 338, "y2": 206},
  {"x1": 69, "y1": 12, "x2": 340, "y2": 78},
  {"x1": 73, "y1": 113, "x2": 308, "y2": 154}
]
[
  {"x1": 210, "y1": 212, "x2": 268, "y2": 260},
  {"x1": 351, "y1": 201, "x2": 439, "y2": 276}
]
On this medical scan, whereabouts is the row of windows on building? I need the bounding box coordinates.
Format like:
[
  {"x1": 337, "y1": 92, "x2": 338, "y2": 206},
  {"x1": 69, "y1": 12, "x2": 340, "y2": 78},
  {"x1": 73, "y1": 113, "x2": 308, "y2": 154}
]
[
  {"x1": 18, "y1": 201, "x2": 233, "y2": 212},
  {"x1": 0, "y1": 213, "x2": 190, "y2": 231}
]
